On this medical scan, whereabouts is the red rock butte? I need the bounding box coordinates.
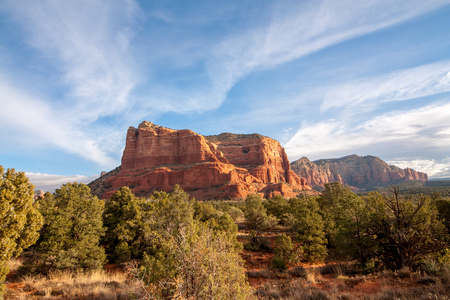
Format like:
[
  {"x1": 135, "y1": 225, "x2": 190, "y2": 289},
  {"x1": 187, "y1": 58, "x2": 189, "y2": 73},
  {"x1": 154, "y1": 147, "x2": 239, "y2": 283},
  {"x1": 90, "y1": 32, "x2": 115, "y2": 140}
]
[{"x1": 89, "y1": 121, "x2": 311, "y2": 200}]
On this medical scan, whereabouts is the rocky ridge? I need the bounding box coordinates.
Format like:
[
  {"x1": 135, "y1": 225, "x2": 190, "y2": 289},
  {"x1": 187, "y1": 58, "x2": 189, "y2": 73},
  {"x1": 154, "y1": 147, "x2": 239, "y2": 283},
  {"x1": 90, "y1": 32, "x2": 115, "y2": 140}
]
[
  {"x1": 89, "y1": 122, "x2": 310, "y2": 200},
  {"x1": 290, "y1": 154, "x2": 428, "y2": 189}
]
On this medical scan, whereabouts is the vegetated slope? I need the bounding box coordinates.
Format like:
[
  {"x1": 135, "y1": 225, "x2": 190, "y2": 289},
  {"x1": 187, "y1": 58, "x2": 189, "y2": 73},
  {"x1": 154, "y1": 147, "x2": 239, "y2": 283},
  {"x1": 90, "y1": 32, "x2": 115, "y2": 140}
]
[
  {"x1": 291, "y1": 154, "x2": 428, "y2": 191},
  {"x1": 89, "y1": 121, "x2": 311, "y2": 200}
]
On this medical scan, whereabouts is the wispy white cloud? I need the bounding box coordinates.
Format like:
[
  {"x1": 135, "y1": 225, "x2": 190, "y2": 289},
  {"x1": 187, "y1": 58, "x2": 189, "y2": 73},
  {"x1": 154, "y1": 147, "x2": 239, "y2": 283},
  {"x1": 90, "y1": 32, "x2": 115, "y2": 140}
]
[
  {"x1": 13, "y1": 0, "x2": 140, "y2": 121},
  {"x1": 0, "y1": 0, "x2": 141, "y2": 166},
  {"x1": 285, "y1": 101, "x2": 450, "y2": 162},
  {"x1": 26, "y1": 172, "x2": 99, "y2": 192},
  {"x1": 207, "y1": 0, "x2": 450, "y2": 109},
  {"x1": 138, "y1": 0, "x2": 450, "y2": 116},
  {"x1": 0, "y1": 77, "x2": 116, "y2": 166},
  {"x1": 321, "y1": 61, "x2": 450, "y2": 111}
]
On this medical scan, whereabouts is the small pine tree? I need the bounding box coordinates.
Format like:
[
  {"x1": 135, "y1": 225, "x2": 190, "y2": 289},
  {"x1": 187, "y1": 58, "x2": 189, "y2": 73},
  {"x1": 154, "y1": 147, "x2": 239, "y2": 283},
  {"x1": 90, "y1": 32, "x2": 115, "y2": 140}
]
[
  {"x1": 103, "y1": 186, "x2": 142, "y2": 262},
  {"x1": 265, "y1": 195, "x2": 290, "y2": 224},
  {"x1": 290, "y1": 197, "x2": 327, "y2": 263},
  {"x1": 273, "y1": 234, "x2": 299, "y2": 265},
  {"x1": 0, "y1": 167, "x2": 43, "y2": 297},
  {"x1": 35, "y1": 183, "x2": 106, "y2": 272},
  {"x1": 244, "y1": 194, "x2": 277, "y2": 232}
]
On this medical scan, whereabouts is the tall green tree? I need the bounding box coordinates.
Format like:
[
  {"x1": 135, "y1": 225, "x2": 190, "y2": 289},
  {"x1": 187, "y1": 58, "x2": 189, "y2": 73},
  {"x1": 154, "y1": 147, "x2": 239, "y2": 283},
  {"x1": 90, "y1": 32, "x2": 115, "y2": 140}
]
[
  {"x1": 244, "y1": 194, "x2": 277, "y2": 232},
  {"x1": 318, "y1": 182, "x2": 360, "y2": 246},
  {"x1": 0, "y1": 167, "x2": 43, "y2": 297},
  {"x1": 147, "y1": 185, "x2": 194, "y2": 236},
  {"x1": 319, "y1": 182, "x2": 373, "y2": 263},
  {"x1": 265, "y1": 195, "x2": 290, "y2": 224},
  {"x1": 103, "y1": 186, "x2": 142, "y2": 262},
  {"x1": 131, "y1": 185, "x2": 195, "y2": 284},
  {"x1": 36, "y1": 183, "x2": 106, "y2": 272},
  {"x1": 290, "y1": 196, "x2": 327, "y2": 262}
]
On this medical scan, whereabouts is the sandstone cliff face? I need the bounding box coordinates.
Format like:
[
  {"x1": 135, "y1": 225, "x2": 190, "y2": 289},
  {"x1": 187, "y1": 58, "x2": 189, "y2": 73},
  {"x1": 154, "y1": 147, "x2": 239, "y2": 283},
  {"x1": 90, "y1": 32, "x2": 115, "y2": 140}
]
[
  {"x1": 90, "y1": 122, "x2": 310, "y2": 200},
  {"x1": 205, "y1": 133, "x2": 306, "y2": 187},
  {"x1": 290, "y1": 157, "x2": 344, "y2": 187},
  {"x1": 291, "y1": 154, "x2": 428, "y2": 189}
]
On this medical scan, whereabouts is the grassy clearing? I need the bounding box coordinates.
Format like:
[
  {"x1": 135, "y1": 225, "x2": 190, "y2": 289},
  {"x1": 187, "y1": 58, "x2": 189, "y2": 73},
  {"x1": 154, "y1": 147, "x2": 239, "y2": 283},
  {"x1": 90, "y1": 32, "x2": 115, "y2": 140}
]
[{"x1": 5, "y1": 266, "x2": 146, "y2": 299}]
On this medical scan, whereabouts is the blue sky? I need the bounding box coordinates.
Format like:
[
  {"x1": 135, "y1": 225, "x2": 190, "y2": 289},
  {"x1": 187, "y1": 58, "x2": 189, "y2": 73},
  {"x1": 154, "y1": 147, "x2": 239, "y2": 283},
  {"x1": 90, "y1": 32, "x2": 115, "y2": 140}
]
[{"x1": 1, "y1": 0, "x2": 450, "y2": 191}]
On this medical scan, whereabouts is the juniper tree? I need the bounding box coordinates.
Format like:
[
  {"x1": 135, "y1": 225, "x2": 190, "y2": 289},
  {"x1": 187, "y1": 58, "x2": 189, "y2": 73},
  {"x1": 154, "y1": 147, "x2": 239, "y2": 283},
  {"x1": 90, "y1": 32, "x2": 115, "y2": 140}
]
[
  {"x1": 290, "y1": 196, "x2": 327, "y2": 262},
  {"x1": 365, "y1": 188, "x2": 448, "y2": 269},
  {"x1": 319, "y1": 182, "x2": 373, "y2": 264},
  {"x1": 244, "y1": 194, "x2": 277, "y2": 232},
  {"x1": 103, "y1": 186, "x2": 143, "y2": 262},
  {"x1": 265, "y1": 195, "x2": 291, "y2": 225},
  {"x1": 0, "y1": 167, "x2": 43, "y2": 298},
  {"x1": 36, "y1": 183, "x2": 106, "y2": 272},
  {"x1": 137, "y1": 223, "x2": 252, "y2": 299}
]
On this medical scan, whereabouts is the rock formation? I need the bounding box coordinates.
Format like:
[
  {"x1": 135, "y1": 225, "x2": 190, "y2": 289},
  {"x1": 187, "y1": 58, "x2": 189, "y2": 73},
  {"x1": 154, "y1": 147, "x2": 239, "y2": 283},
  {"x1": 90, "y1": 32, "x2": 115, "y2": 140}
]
[
  {"x1": 291, "y1": 154, "x2": 428, "y2": 189},
  {"x1": 33, "y1": 190, "x2": 45, "y2": 200},
  {"x1": 89, "y1": 122, "x2": 310, "y2": 200}
]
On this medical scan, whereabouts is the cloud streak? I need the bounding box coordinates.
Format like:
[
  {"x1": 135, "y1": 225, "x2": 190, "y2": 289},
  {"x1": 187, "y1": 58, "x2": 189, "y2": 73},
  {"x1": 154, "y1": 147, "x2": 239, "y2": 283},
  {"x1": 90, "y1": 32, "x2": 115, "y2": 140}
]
[
  {"x1": 285, "y1": 101, "x2": 450, "y2": 164},
  {"x1": 207, "y1": 0, "x2": 450, "y2": 109},
  {"x1": 0, "y1": 0, "x2": 141, "y2": 166},
  {"x1": 321, "y1": 61, "x2": 450, "y2": 111},
  {"x1": 0, "y1": 78, "x2": 116, "y2": 166},
  {"x1": 136, "y1": 0, "x2": 450, "y2": 117},
  {"x1": 16, "y1": 0, "x2": 140, "y2": 120}
]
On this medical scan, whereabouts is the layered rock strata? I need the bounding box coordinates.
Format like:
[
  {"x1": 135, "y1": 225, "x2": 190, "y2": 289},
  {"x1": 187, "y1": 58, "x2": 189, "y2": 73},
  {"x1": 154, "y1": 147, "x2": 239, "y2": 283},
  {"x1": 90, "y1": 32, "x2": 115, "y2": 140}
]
[
  {"x1": 291, "y1": 154, "x2": 428, "y2": 189},
  {"x1": 90, "y1": 122, "x2": 310, "y2": 200}
]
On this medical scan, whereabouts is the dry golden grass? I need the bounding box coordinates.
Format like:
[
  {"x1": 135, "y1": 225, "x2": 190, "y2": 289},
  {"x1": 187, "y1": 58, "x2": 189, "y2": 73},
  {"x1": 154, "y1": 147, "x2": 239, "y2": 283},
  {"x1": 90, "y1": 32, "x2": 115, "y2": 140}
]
[
  {"x1": 304, "y1": 267, "x2": 321, "y2": 284},
  {"x1": 7, "y1": 258, "x2": 23, "y2": 273},
  {"x1": 255, "y1": 269, "x2": 450, "y2": 300},
  {"x1": 6, "y1": 268, "x2": 146, "y2": 299}
]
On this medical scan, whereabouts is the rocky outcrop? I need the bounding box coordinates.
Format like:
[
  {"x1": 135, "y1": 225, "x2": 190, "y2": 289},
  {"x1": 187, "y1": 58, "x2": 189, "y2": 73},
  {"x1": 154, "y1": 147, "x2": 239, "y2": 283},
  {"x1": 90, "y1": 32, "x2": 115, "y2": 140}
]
[
  {"x1": 205, "y1": 133, "x2": 307, "y2": 187},
  {"x1": 290, "y1": 157, "x2": 344, "y2": 187},
  {"x1": 291, "y1": 154, "x2": 428, "y2": 189},
  {"x1": 89, "y1": 122, "x2": 310, "y2": 200},
  {"x1": 34, "y1": 190, "x2": 45, "y2": 200}
]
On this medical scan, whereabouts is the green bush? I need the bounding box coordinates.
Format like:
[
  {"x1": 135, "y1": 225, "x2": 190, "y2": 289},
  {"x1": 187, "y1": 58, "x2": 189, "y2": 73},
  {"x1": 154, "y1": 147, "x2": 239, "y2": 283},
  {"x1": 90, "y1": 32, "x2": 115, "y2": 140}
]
[
  {"x1": 135, "y1": 222, "x2": 252, "y2": 299},
  {"x1": 244, "y1": 230, "x2": 271, "y2": 251},
  {"x1": 365, "y1": 189, "x2": 448, "y2": 269},
  {"x1": 270, "y1": 255, "x2": 287, "y2": 271}
]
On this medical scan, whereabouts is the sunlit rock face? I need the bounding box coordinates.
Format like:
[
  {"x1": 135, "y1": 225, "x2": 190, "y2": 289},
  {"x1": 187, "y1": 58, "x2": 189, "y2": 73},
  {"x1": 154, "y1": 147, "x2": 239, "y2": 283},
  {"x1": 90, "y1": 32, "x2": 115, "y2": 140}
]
[
  {"x1": 89, "y1": 122, "x2": 311, "y2": 200},
  {"x1": 291, "y1": 154, "x2": 428, "y2": 189}
]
